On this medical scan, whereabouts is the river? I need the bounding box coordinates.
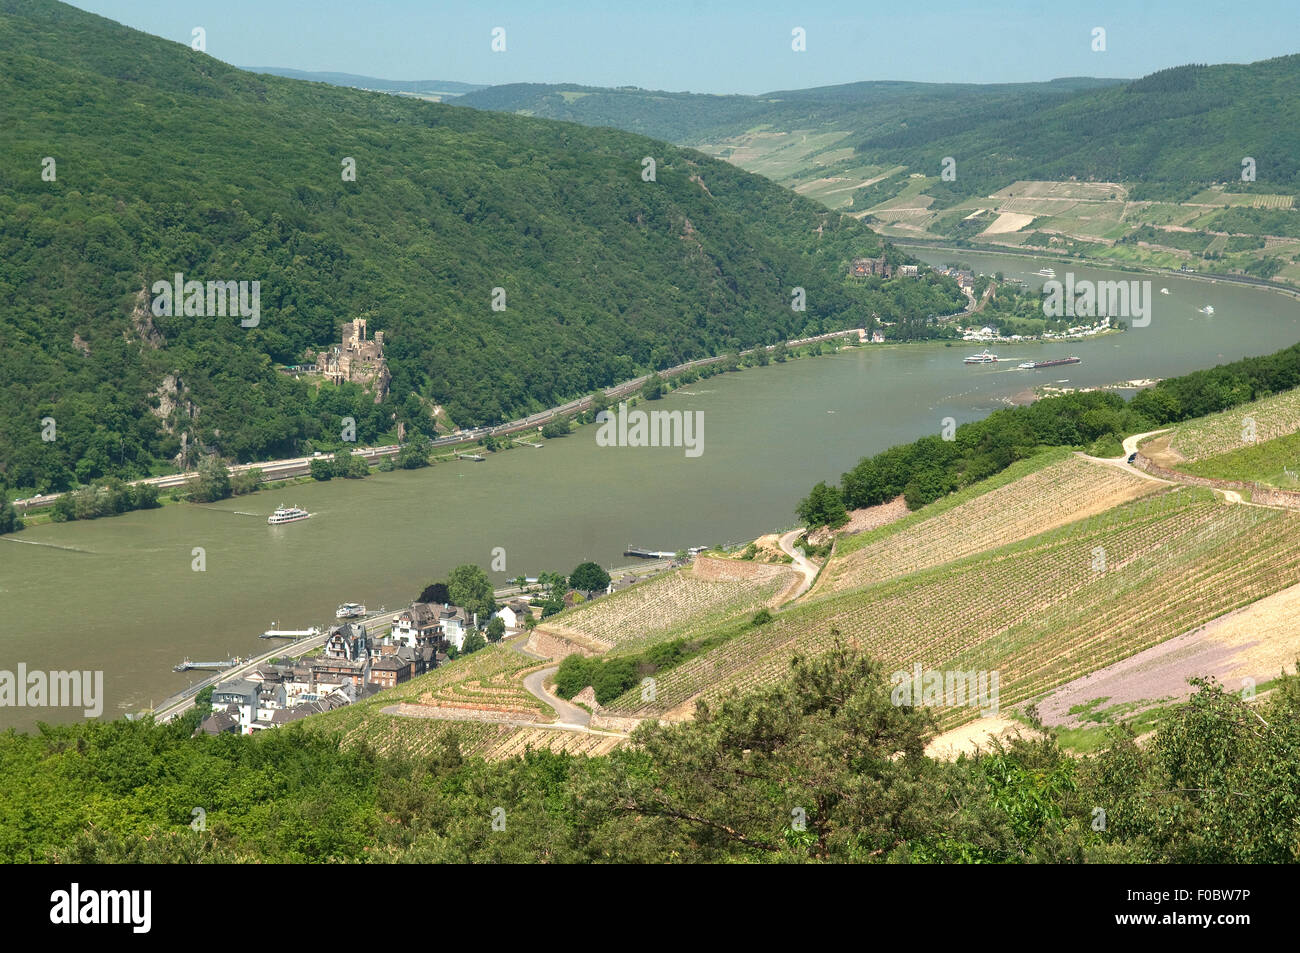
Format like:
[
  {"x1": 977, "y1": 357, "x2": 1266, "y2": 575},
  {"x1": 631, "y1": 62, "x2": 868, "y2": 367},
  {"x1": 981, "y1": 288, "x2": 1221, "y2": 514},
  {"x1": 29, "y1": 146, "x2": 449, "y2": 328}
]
[{"x1": 3, "y1": 251, "x2": 1299, "y2": 729}]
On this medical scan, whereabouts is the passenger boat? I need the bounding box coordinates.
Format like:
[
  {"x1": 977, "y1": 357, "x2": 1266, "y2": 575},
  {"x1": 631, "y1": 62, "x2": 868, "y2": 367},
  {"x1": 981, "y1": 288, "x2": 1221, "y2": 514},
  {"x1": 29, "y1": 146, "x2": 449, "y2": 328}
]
[
  {"x1": 1036, "y1": 267, "x2": 1056, "y2": 278},
  {"x1": 964, "y1": 349, "x2": 999, "y2": 364},
  {"x1": 267, "y1": 505, "x2": 310, "y2": 525},
  {"x1": 336, "y1": 603, "x2": 366, "y2": 619}
]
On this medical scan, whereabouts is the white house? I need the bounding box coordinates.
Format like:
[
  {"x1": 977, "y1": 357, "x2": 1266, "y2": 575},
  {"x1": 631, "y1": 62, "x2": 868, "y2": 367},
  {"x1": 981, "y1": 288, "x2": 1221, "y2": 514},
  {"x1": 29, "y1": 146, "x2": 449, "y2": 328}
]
[
  {"x1": 494, "y1": 599, "x2": 531, "y2": 632},
  {"x1": 439, "y1": 605, "x2": 472, "y2": 650}
]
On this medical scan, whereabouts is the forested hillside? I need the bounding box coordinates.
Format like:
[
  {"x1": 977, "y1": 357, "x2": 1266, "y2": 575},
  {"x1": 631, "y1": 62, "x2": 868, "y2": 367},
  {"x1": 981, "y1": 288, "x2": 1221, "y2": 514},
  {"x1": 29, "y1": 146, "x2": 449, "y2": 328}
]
[
  {"x1": 244, "y1": 68, "x2": 486, "y2": 97},
  {"x1": 461, "y1": 60, "x2": 1299, "y2": 203},
  {"x1": 853, "y1": 59, "x2": 1300, "y2": 206},
  {"x1": 0, "y1": 0, "x2": 957, "y2": 493},
  {"x1": 458, "y1": 77, "x2": 1124, "y2": 147}
]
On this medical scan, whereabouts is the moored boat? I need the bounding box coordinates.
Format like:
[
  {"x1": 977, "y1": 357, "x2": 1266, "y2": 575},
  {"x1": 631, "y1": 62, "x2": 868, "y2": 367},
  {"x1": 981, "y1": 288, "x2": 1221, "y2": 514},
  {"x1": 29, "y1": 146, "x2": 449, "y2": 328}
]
[{"x1": 336, "y1": 603, "x2": 366, "y2": 619}]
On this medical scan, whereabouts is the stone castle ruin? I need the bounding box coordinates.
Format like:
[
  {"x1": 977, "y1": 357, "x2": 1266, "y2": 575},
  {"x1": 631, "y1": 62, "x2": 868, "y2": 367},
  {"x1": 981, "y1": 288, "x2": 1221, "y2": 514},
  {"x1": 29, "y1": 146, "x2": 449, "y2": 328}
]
[{"x1": 317, "y1": 318, "x2": 390, "y2": 402}]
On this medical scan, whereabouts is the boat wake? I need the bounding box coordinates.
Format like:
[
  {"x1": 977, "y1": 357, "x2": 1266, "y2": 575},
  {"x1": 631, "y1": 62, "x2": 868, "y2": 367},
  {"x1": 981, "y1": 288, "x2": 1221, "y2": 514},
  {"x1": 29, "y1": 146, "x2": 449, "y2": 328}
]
[{"x1": 0, "y1": 536, "x2": 95, "y2": 553}]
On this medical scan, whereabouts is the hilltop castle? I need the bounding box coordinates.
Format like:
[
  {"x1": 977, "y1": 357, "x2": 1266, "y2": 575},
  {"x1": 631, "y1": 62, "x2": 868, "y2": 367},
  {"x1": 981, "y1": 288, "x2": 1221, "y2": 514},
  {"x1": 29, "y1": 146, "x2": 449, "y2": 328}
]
[{"x1": 319, "y1": 318, "x2": 390, "y2": 402}]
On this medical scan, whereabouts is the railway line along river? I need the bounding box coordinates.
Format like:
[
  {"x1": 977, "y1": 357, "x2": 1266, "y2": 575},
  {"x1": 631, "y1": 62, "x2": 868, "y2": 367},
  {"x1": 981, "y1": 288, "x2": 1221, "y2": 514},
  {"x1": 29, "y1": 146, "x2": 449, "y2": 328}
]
[{"x1": 4, "y1": 251, "x2": 1300, "y2": 729}]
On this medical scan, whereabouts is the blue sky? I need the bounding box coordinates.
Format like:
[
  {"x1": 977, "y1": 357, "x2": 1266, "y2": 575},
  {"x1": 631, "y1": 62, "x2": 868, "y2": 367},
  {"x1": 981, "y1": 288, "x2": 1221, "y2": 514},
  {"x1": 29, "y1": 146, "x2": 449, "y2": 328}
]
[{"x1": 69, "y1": 0, "x2": 1299, "y2": 94}]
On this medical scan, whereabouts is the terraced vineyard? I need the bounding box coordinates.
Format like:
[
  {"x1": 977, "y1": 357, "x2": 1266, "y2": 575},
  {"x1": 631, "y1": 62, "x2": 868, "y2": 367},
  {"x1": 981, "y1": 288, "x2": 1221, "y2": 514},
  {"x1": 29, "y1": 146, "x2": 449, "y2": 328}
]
[
  {"x1": 298, "y1": 646, "x2": 551, "y2": 756},
  {"x1": 607, "y1": 489, "x2": 1300, "y2": 729},
  {"x1": 1151, "y1": 387, "x2": 1300, "y2": 463},
  {"x1": 538, "y1": 561, "x2": 797, "y2": 651},
  {"x1": 301, "y1": 702, "x2": 507, "y2": 759},
  {"x1": 818, "y1": 455, "x2": 1161, "y2": 595},
  {"x1": 411, "y1": 647, "x2": 551, "y2": 716},
  {"x1": 482, "y1": 727, "x2": 625, "y2": 760}
]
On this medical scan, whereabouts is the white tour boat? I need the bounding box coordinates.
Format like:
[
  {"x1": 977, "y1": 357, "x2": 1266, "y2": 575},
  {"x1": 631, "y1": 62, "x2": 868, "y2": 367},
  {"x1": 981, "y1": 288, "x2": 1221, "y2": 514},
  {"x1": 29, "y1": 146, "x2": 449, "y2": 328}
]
[{"x1": 267, "y1": 505, "x2": 310, "y2": 525}]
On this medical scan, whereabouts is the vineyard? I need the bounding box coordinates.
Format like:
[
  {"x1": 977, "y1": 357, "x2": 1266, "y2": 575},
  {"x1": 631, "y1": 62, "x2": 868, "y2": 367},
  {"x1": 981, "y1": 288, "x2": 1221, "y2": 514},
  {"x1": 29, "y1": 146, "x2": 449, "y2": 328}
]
[
  {"x1": 1151, "y1": 387, "x2": 1300, "y2": 463},
  {"x1": 297, "y1": 645, "x2": 553, "y2": 758},
  {"x1": 818, "y1": 455, "x2": 1160, "y2": 595},
  {"x1": 480, "y1": 727, "x2": 625, "y2": 761},
  {"x1": 1179, "y1": 429, "x2": 1300, "y2": 488},
  {"x1": 301, "y1": 702, "x2": 507, "y2": 759},
  {"x1": 409, "y1": 647, "x2": 552, "y2": 717},
  {"x1": 538, "y1": 562, "x2": 796, "y2": 652},
  {"x1": 605, "y1": 489, "x2": 1300, "y2": 730}
]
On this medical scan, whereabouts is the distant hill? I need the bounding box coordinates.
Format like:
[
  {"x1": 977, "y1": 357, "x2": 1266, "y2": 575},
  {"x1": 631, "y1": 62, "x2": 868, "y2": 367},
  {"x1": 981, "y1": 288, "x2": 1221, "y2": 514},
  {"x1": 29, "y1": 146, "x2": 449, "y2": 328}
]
[
  {"x1": 460, "y1": 61, "x2": 1300, "y2": 278},
  {"x1": 457, "y1": 77, "x2": 1127, "y2": 146},
  {"x1": 1, "y1": 0, "x2": 961, "y2": 493},
  {"x1": 851, "y1": 58, "x2": 1300, "y2": 201},
  {"x1": 458, "y1": 62, "x2": 1300, "y2": 195},
  {"x1": 245, "y1": 67, "x2": 486, "y2": 98}
]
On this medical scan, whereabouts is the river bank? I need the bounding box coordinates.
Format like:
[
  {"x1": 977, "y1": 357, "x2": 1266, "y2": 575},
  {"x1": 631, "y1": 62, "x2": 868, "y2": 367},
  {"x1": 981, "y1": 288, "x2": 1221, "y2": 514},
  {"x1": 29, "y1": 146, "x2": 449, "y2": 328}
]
[{"x1": 897, "y1": 239, "x2": 1300, "y2": 302}]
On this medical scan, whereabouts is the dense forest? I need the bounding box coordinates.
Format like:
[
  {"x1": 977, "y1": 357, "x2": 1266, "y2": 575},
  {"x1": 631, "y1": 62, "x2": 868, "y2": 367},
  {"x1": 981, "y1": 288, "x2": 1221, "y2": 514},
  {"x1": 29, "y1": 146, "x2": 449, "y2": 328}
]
[
  {"x1": 799, "y1": 337, "x2": 1300, "y2": 522},
  {"x1": 0, "y1": 0, "x2": 962, "y2": 493},
  {"x1": 2, "y1": 643, "x2": 1297, "y2": 863}
]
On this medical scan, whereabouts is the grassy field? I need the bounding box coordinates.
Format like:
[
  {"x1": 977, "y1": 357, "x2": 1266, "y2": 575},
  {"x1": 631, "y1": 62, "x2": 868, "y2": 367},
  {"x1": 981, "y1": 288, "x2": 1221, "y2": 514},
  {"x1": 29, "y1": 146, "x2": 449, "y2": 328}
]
[
  {"x1": 1178, "y1": 429, "x2": 1300, "y2": 486},
  {"x1": 820, "y1": 452, "x2": 1159, "y2": 594}
]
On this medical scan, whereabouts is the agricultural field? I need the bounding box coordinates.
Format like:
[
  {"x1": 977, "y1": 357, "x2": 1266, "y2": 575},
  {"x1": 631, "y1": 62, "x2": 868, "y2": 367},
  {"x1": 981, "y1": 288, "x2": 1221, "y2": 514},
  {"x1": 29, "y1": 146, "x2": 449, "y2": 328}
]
[
  {"x1": 697, "y1": 129, "x2": 856, "y2": 190},
  {"x1": 298, "y1": 645, "x2": 551, "y2": 755},
  {"x1": 301, "y1": 701, "x2": 507, "y2": 759},
  {"x1": 1141, "y1": 387, "x2": 1300, "y2": 463},
  {"x1": 1179, "y1": 429, "x2": 1300, "y2": 487},
  {"x1": 818, "y1": 454, "x2": 1160, "y2": 595},
  {"x1": 538, "y1": 560, "x2": 797, "y2": 652},
  {"x1": 482, "y1": 727, "x2": 625, "y2": 761},
  {"x1": 606, "y1": 489, "x2": 1300, "y2": 731},
  {"x1": 413, "y1": 649, "x2": 552, "y2": 717}
]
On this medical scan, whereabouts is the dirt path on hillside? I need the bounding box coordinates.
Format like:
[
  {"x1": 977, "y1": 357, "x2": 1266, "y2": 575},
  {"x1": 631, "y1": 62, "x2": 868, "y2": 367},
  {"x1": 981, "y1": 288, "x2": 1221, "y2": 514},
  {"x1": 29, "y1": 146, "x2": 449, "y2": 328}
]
[{"x1": 777, "y1": 528, "x2": 818, "y2": 601}]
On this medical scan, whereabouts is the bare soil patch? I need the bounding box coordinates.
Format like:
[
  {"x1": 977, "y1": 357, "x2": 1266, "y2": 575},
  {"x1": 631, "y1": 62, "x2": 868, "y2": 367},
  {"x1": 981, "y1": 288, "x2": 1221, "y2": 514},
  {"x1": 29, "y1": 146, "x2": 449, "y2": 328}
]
[
  {"x1": 1031, "y1": 582, "x2": 1300, "y2": 728},
  {"x1": 808, "y1": 496, "x2": 910, "y2": 546},
  {"x1": 925, "y1": 716, "x2": 1037, "y2": 760},
  {"x1": 1140, "y1": 434, "x2": 1186, "y2": 468}
]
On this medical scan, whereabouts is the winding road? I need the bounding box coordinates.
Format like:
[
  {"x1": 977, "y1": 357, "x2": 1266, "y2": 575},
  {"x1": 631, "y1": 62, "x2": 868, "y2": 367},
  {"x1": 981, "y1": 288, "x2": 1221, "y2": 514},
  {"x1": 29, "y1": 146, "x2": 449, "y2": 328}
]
[
  {"x1": 777, "y1": 528, "x2": 819, "y2": 601},
  {"x1": 522, "y1": 667, "x2": 591, "y2": 728},
  {"x1": 1081, "y1": 428, "x2": 1252, "y2": 506}
]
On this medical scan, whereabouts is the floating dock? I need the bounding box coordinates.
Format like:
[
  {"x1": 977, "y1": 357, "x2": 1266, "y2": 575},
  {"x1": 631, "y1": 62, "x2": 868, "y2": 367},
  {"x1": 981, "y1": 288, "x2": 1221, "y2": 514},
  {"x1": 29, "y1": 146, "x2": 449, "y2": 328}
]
[
  {"x1": 173, "y1": 657, "x2": 244, "y2": 673},
  {"x1": 259, "y1": 627, "x2": 320, "y2": 640},
  {"x1": 624, "y1": 545, "x2": 677, "y2": 559}
]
